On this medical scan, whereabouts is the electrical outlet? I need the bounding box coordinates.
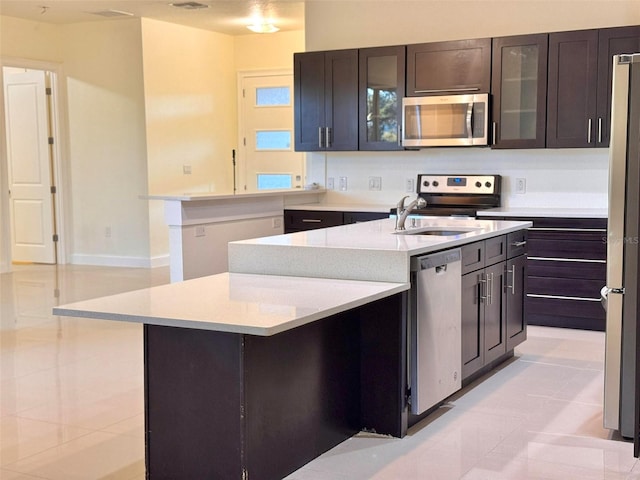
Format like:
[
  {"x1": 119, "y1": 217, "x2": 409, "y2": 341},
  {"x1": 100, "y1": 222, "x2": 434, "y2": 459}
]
[
  {"x1": 515, "y1": 178, "x2": 526, "y2": 194},
  {"x1": 272, "y1": 217, "x2": 282, "y2": 229},
  {"x1": 183, "y1": 165, "x2": 192, "y2": 175},
  {"x1": 105, "y1": 226, "x2": 111, "y2": 238},
  {"x1": 368, "y1": 176, "x2": 382, "y2": 191},
  {"x1": 327, "y1": 177, "x2": 335, "y2": 190},
  {"x1": 339, "y1": 176, "x2": 348, "y2": 191},
  {"x1": 406, "y1": 178, "x2": 415, "y2": 193},
  {"x1": 195, "y1": 225, "x2": 206, "y2": 237}
]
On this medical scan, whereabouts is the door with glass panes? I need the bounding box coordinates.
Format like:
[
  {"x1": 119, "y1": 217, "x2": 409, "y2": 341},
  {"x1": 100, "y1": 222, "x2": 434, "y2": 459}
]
[{"x1": 240, "y1": 73, "x2": 304, "y2": 192}]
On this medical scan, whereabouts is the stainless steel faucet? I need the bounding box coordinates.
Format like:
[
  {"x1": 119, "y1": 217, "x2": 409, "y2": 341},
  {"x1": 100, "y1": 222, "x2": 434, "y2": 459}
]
[{"x1": 395, "y1": 195, "x2": 427, "y2": 231}]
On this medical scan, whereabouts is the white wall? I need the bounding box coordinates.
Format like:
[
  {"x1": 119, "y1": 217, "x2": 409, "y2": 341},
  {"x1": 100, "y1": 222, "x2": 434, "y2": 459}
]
[{"x1": 303, "y1": 1, "x2": 640, "y2": 210}]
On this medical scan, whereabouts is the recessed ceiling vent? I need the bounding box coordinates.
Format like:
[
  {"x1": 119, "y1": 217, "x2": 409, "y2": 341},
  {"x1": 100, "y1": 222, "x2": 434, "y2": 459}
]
[
  {"x1": 91, "y1": 9, "x2": 134, "y2": 17},
  {"x1": 170, "y1": 1, "x2": 209, "y2": 9}
]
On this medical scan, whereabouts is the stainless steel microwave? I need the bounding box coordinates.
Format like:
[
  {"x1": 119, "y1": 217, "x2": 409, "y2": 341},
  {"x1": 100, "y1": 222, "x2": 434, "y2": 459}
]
[{"x1": 401, "y1": 93, "x2": 489, "y2": 147}]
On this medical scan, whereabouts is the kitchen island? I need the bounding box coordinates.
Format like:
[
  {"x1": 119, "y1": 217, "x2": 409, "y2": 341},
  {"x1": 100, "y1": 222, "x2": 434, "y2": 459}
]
[{"x1": 54, "y1": 216, "x2": 531, "y2": 480}]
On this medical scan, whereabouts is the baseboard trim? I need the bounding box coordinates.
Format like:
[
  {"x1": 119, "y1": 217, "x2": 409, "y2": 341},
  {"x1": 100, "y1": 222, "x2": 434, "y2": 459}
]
[{"x1": 70, "y1": 253, "x2": 170, "y2": 269}]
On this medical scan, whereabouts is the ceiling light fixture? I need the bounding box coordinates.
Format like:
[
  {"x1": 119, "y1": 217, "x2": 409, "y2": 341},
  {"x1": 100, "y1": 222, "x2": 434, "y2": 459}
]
[
  {"x1": 246, "y1": 23, "x2": 279, "y2": 33},
  {"x1": 169, "y1": 1, "x2": 209, "y2": 10}
]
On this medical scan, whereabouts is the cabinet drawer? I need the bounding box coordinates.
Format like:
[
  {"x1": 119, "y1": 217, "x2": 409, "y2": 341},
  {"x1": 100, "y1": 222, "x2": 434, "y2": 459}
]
[
  {"x1": 343, "y1": 211, "x2": 389, "y2": 224},
  {"x1": 507, "y1": 230, "x2": 528, "y2": 258},
  {"x1": 284, "y1": 210, "x2": 344, "y2": 232},
  {"x1": 528, "y1": 217, "x2": 607, "y2": 230},
  {"x1": 527, "y1": 276, "x2": 604, "y2": 299},
  {"x1": 526, "y1": 295, "x2": 604, "y2": 320},
  {"x1": 527, "y1": 238, "x2": 606, "y2": 260},
  {"x1": 461, "y1": 241, "x2": 484, "y2": 274},
  {"x1": 485, "y1": 235, "x2": 507, "y2": 266},
  {"x1": 527, "y1": 257, "x2": 606, "y2": 280}
]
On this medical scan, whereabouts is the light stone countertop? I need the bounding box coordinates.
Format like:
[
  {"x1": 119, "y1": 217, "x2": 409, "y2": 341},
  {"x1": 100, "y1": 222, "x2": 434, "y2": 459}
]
[
  {"x1": 477, "y1": 207, "x2": 608, "y2": 218},
  {"x1": 143, "y1": 188, "x2": 326, "y2": 202},
  {"x1": 229, "y1": 217, "x2": 532, "y2": 284},
  {"x1": 53, "y1": 272, "x2": 409, "y2": 336}
]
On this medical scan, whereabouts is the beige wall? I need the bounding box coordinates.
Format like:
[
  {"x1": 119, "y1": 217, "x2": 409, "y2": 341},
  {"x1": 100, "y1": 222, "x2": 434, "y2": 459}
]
[
  {"x1": 0, "y1": 15, "x2": 64, "y2": 61},
  {"x1": 235, "y1": 30, "x2": 305, "y2": 71},
  {"x1": 305, "y1": 0, "x2": 640, "y2": 50},
  {"x1": 62, "y1": 19, "x2": 151, "y2": 264},
  {"x1": 0, "y1": 13, "x2": 304, "y2": 269}
]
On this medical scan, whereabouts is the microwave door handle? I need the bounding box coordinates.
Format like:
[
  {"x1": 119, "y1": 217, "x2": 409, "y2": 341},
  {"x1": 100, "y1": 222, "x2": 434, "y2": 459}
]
[{"x1": 466, "y1": 102, "x2": 473, "y2": 139}]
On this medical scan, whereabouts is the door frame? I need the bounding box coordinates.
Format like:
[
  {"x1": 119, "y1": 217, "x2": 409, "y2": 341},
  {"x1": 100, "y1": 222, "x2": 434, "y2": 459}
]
[{"x1": 0, "y1": 57, "x2": 68, "y2": 272}]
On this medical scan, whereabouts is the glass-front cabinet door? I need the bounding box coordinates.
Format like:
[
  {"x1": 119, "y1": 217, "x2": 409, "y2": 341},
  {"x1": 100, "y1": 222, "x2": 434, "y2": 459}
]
[
  {"x1": 359, "y1": 46, "x2": 405, "y2": 150},
  {"x1": 491, "y1": 34, "x2": 548, "y2": 148}
]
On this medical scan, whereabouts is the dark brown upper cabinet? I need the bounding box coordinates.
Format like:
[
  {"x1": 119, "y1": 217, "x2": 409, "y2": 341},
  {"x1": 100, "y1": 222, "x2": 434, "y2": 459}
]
[
  {"x1": 406, "y1": 38, "x2": 492, "y2": 96},
  {"x1": 358, "y1": 46, "x2": 406, "y2": 151},
  {"x1": 547, "y1": 26, "x2": 640, "y2": 148},
  {"x1": 491, "y1": 34, "x2": 548, "y2": 149},
  {"x1": 294, "y1": 49, "x2": 359, "y2": 151}
]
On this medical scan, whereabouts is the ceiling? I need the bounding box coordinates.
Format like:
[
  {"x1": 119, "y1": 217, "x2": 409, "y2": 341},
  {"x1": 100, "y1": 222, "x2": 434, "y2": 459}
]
[{"x1": 0, "y1": 0, "x2": 305, "y2": 36}]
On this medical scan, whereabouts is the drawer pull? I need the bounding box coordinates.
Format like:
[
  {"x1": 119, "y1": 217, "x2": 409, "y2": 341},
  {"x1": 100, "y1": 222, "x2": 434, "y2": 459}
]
[
  {"x1": 301, "y1": 219, "x2": 322, "y2": 223},
  {"x1": 527, "y1": 293, "x2": 601, "y2": 302},
  {"x1": 528, "y1": 227, "x2": 607, "y2": 232},
  {"x1": 511, "y1": 240, "x2": 527, "y2": 247},
  {"x1": 528, "y1": 256, "x2": 606, "y2": 263}
]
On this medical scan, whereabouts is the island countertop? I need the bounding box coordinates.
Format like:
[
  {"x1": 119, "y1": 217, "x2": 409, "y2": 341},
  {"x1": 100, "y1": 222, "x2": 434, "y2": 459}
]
[
  {"x1": 53, "y1": 272, "x2": 408, "y2": 336},
  {"x1": 229, "y1": 217, "x2": 532, "y2": 283}
]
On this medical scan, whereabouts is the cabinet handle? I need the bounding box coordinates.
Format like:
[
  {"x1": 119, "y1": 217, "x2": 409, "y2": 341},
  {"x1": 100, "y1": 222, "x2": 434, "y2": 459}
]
[
  {"x1": 325, "y1": 127, "x2": 331, "y2": 148},
  {"x1": 598, "y1": 117, "x2": 602, "y2": 143},
  {"x1": 487, "y1": 272, "x2": 494, "y2": 305},
  {"x1": 301, "y1": 219, "x2": 322, "y2": 223},
  {"x1": 492, "y1": 122, "x2": 497, "y2": 144},
  {"x1": 506, "y1": 265, "x2": 516, "y2": 295},
  {"x1": 587, "y1": 118, "x2": 592, "y2": 144},
  {"x1": 318, "y1": 127, "x2": 323, "y2": 149},
  {"x1": 479, "y1": 274, "x2": 487, "y2": 303},
  {"x1": 414, "y1": 87, "x2": 480, "y2": 94},
  {"x1": 510, "y1": 240, "x2": 527, "y2": 247},
  {"x1": 397, "y1": 125, "x2": 402, "y2": 147}
]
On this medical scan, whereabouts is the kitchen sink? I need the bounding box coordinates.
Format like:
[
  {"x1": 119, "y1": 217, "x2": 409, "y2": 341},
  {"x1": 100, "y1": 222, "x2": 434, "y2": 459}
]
[{"x1": 394, "y1": 226, "x2": 481, "y2": 236}]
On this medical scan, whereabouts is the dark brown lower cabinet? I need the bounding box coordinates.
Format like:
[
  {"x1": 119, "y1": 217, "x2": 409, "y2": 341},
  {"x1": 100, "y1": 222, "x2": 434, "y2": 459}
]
[
  {"x1": 284, "y1": 209, "x2": 389, "y2": 233},
  {"x1": 461, "y1": 232, "x2": 528, "y2": 382},
  {"x1": 483, "y1": 216, "x2": 607, "y2": 331}
]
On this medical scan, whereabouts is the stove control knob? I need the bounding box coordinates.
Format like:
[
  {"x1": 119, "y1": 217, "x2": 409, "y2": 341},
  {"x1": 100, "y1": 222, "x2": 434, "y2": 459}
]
[
  {"x1": 485, "y1": 181, "x2": 492, "y2": 189},
  {"x1": 423, "y1": 180, "x2": 430, "y2": 187},
  {"x1": 432, "y1": 181, "x2": 439, "y2": 187},
  {"x1": 475, "y1": 181, "x2": 482, "y2": 188}
]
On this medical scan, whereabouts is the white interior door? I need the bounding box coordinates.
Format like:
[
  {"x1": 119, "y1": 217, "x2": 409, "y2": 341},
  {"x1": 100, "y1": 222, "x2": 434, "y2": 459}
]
[
  {"x1": 240, "y1": 73, "x2": 304, "y2": 192},
  {"x1": 3, "y1": 69, "x2": 56, "y2": 264}
]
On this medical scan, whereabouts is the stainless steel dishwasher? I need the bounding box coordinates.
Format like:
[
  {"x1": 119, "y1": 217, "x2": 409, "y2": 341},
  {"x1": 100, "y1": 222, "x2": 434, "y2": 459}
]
[{"x1": 409, "y1": 249, "x2": 462, "y2": 415}]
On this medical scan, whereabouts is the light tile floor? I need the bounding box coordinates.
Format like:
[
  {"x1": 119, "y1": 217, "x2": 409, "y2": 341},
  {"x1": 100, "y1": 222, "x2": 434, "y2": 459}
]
[{"x1": 1, "y1": 264, "x2": 639, "y2": 479}]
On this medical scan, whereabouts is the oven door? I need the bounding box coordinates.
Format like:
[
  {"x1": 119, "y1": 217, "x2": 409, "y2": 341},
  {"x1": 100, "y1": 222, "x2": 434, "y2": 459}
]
[{"x1": 402, "y1": 93, "x2": 489, "y2": 147}]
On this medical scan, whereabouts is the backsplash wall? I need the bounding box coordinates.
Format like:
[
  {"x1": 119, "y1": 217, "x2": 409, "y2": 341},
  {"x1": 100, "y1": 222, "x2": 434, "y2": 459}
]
[{"x1": 306, "y1": 148, "x2": 609, "y2": 210}]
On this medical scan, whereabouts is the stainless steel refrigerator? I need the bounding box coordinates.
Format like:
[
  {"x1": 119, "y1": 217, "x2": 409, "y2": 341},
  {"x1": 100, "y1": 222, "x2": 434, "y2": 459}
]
[{"x1": 603, "y1": 53, "x2": 640, "y2": 444}]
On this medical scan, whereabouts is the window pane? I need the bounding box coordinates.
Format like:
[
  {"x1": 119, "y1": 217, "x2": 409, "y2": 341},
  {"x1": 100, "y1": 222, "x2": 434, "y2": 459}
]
[
  {"x1": 256, "y1": 130, "x2": 291, "y2": 150},
  {"x1": 257, "y1": 174, "x2": 292, "y2": 190},
  {"x1": 256, "y1": 87, "x2": 290, "y2": 106}
]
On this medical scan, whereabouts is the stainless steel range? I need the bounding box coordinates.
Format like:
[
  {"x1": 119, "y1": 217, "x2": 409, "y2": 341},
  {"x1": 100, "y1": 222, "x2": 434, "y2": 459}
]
[{"x1": 405, "y1": 174, "x2": 502, "y2": 217}]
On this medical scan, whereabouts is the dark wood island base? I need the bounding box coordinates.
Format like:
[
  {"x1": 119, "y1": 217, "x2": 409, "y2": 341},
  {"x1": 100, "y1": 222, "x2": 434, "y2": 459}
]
[{"x1": 143, "y1": 293, "x2": 408, "y2": 480}]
